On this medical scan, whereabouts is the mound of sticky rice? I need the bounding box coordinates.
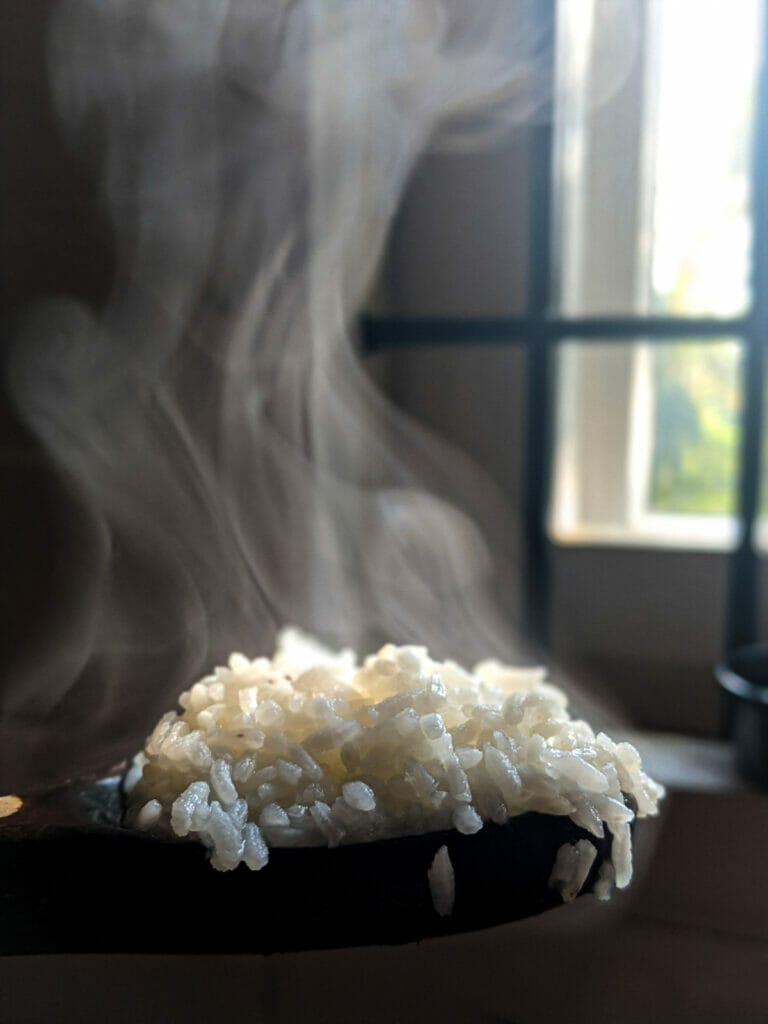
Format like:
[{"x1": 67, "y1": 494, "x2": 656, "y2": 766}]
[{"x1": 126, "y1": 629, "x2": 663, "y2": 900}]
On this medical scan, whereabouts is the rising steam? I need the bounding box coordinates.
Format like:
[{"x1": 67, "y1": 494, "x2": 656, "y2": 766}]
[{"x1": 5, "y1": 1, "x2": 636, "y2": 788}]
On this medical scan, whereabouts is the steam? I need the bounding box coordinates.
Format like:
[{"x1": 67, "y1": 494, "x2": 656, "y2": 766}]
[{"x1": 5, "y1": 0, "x2": 635, "y2": 788}]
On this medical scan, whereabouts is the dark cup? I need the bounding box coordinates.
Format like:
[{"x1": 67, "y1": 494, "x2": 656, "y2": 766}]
[{"x1": 716, "y1": 644, "x2": 768, "y2": 790}]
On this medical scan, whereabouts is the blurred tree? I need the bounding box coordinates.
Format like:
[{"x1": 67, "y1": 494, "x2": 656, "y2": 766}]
[{"x1": 649, "y1": 343, "x2": 740, "y2": 515}]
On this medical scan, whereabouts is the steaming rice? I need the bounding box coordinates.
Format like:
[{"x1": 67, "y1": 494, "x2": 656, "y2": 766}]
[{"x1": 126, "y1": 629, "x2": 664, "y2": 903}]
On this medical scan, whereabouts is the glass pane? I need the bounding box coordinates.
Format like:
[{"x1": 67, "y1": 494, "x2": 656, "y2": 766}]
[
  {"x1": 551, "y1": 339, "x2": 742, "y2": 548},
  {"x1": 553, "y1": 0, "x2": 762, "y2": 317},
  {"x1": 649, "y1": 342, "x2": 742, "y2": 514}
]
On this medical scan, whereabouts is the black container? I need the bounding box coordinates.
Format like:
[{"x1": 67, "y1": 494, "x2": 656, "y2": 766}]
[{"x1": 716, "y1": 643, "x2": 768, "y2": 790}]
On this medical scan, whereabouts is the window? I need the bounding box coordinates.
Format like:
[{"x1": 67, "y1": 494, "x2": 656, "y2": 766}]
[
  {"x1": 363, "y1": 0, "x2": 768, "y2": 649},
  {"x1": 551, "y1": 339, "x2": 743, "y2": 549},
  {"x1": 550, "y1": 0, "x2": 762, "y2": 551}
]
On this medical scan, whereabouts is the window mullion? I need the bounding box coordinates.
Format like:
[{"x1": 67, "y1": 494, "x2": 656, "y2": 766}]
[{"x1": 725, "y1": 0, "x2": 768, "y2": 651}]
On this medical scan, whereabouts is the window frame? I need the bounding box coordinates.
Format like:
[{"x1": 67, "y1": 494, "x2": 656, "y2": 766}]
[{"x1": 361, "y1": 0, "x2": 768, "y2": 654}]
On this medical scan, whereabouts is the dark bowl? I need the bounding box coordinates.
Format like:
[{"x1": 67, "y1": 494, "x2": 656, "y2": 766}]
[
  {"x1": 0, "y1": 775, "x2": 620, "y2": 955},
  {"x1": 716, "y1": 643, "x2": 768, "y2": 790}
]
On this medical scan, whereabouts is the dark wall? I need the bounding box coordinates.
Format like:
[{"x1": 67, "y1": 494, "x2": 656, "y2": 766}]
[
  {"x1": 1, "y1": 3, "x2": 114, "y2": 316},
  {"x1": 1, "y1": 3, "x2": 117, "y2": 788}
]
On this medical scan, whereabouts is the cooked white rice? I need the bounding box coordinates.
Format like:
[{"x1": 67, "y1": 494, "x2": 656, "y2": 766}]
[
  {"x1": 126, "y1": 628, "x2": 664, "y2": 897},
  {"x1": 548, "y1": 839, "x2": 598, "y2": 903},
  {"x1": 428, "y1": 845, "x2": 455, "y2": 916}
]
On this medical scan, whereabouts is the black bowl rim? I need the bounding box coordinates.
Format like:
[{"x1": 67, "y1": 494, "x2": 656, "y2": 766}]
[{"x1": 715, "y1": 643, "x2": 768, "y2": 705}]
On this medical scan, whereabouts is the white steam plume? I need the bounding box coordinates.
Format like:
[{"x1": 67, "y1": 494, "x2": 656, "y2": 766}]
[{"x1": 5, "y1": 1, "x2": 636, "y2": 788}]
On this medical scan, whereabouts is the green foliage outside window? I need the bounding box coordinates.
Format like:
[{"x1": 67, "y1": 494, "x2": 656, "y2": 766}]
[{"x1": 649, "y1": 343, "x2": 741, "y2": 515}]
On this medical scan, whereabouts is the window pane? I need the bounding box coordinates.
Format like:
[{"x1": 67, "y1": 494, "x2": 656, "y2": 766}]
[
  {"x1": 551, "y1": 339, "x2": 742, "y2": 548},
  {"x1": 649, "y1": 342, "x2": 742, "y2": 514},
  {"x1": 553, "y1": 0, "x2": 761, "y2": 317}
]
